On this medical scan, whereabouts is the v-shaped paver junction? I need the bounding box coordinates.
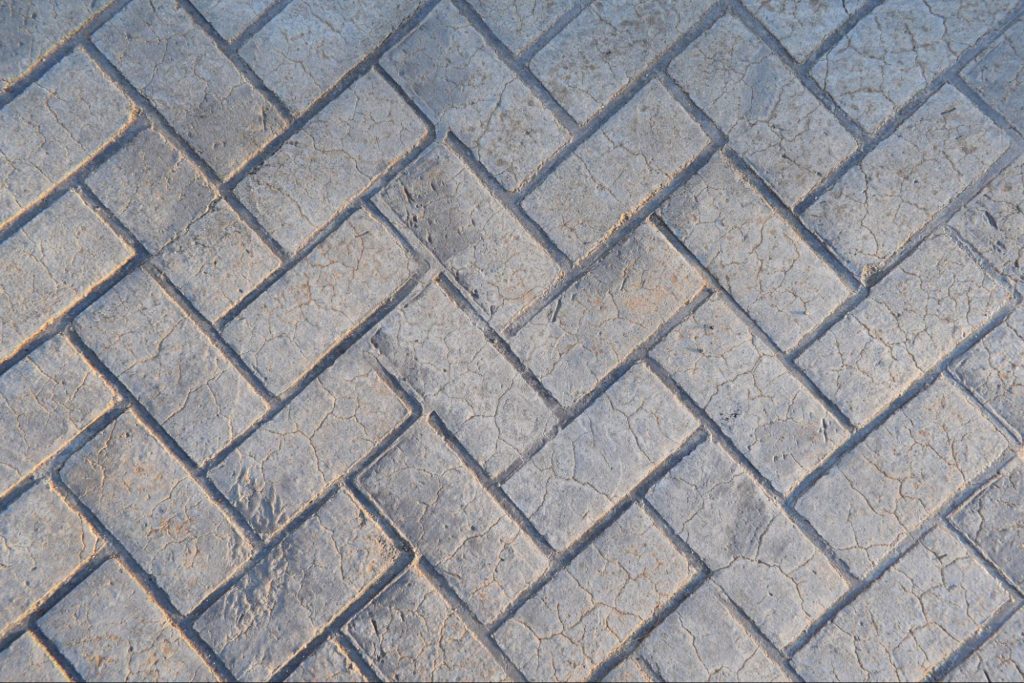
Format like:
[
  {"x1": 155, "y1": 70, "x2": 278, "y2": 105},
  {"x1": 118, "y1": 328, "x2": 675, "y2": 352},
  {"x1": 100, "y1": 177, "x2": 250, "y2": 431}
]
[{"x1": 1, "y1": 1, "x2": 1024, "y2": 681}]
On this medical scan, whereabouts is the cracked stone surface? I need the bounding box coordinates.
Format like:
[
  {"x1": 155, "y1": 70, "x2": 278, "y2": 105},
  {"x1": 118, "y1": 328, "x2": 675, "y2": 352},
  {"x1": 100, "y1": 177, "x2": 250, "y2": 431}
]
[{"x1": 3, "y1": 1, "x2": 1024, "y2": 681}]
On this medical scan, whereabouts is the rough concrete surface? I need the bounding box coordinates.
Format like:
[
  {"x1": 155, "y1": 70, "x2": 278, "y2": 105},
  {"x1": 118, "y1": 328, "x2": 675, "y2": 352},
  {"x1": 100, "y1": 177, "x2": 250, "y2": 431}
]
[{"x1": 1, "y1": 0, "x2": 1023, "y2": 681}]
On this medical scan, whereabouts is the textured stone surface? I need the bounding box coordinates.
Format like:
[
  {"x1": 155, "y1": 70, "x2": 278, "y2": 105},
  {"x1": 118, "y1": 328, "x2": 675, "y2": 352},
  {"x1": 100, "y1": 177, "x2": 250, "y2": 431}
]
[
  {"x1": 62, "y1": 411, "x2": 254, "y2": 612},
  {"x1": 742, "y1": 0, "x2": 864, "y2": 62},
  {"x1": 792, "y1": 527, "x2": 1010, "y2": 681},
  {"x1": 511, "y1": 221, "x2": 704, "y2": 407},
  {"x1": 494, "y1": 505, "x2": 694, "y2": 681},
  {"x1": 38, "y1": 560, "x2": 213, "y2": 682},
  {"x1": 660, "y1": 154, "x2": 849, "y2": 351},
  {"x1": 0, "y1": 49, "x2": 132, "y2": 226},
  {"x1": 670, "y1": 15, "x2": 855, "y2": 206},
  {"x1": 504, "y1": 363, "x2": 698, "y2": 550},
  {"x1": 347, "y1": 568, "x2": 506, "y2": 681},
  {"x1": 195, "y1": 490, "x2": 398, "y2": 681},
  {"x1": 648, "y1": 440, "x2": 846, "y2": 647},
  {"x1": 0, "y1": 336, "x2": 114, "y2": 497},
  {"x1": 803, "y1": 86, "x2": 1010, "y2": 281},
  {"x1": 965, "y1": 18, "x2": 1024, "y2": 132},
  {"x1": 467, "y1": 0, "x2": 573, "y2": 54},
  {"x1": 524, "y1": 80, "x2": 706, "y2": 261},
  {"x1": 531, "y1": 0, "x2": 714, "y2": 123},
  {"x1": 0, "y1": 633, "x2": 67, "y2": 682},
  {"x1": 0, "y1": 483, "x2": 99, "y2": 630},
  {"x1": 76, "y1": 269, "x2": 267, "y2": 464},
  {"x1": 361, "y1": 421, "x2": 547, "y2": 623},
  {"x1": 191, "y1": 0, "x2": 275, "y2": 41},
  {"x1": 953, "y1": 459, "x2": 1024, "y2": 588},
  {"x1": 372, "y1": 283, "x2": 556, "y2": 476},
  {"x1": 812, "y1": 0, "x2": 1017, "y2": 132},
  {"x1": 286, "y1": 639, "x2": 364, "y2": 682},
  {"x1": 235, "y1": 71, "x2": 426, "y2": 253},
  {"x1": 798, "y1": 377, "x2": 1009, "y2": 577},
  {"x1": 94, "y1": 0, "x2": 284, "y2": 177},
  {"x1": 954, "y1": 310, "x2": 1024, "y2": 435},
  {"x1": 376, "y1": 143, "x2": 560, "y2": 328},
  {"x1": 947, "y1": 607, "x2": 1024, "y2": 682},
  {"x1": 797, "y1": 232, "x2": 1011, "y2": 425},
  {"x1": 383, "y1": 1, "x2": 567, "y2": 189},
  {"x1": 225, "y1": 209, "x2": 415, "y2": 394},
  {"x1": 0, "y1": 191, "x2": 132, "y2": 363}
]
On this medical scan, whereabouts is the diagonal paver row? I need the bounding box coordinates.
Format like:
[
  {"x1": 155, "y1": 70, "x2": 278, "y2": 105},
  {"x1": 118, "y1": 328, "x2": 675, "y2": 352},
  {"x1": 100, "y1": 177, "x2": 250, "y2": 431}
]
[{"x1": 2, "y1": 0, "x2": 1024, "y2": 681}]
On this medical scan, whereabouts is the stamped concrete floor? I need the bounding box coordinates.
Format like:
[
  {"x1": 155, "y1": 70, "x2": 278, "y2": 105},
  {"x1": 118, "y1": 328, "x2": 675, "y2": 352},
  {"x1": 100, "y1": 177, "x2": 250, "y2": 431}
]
[{"x1": 2, "y1": 0, "x2": 1024, "y2": 681}]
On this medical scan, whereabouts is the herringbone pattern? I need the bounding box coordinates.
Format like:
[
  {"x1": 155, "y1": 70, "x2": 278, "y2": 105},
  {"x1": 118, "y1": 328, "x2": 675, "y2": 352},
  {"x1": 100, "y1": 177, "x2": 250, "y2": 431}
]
[{"x1": 1, "y1": 1, "x2": 1023, "y2": 681}]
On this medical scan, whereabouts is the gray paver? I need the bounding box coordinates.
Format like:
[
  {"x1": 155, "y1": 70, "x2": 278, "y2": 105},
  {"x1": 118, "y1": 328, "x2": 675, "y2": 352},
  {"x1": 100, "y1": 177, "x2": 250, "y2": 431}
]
[
  {"x1": 647, "y1": 440, "x2": 847, "y2": 647},
  {"x1": 803, "y1": 86, "x2": 1011, "y2": 281},
  {"x1": 209, "y1": 350, "x2": 409, "y2": 537},
  {"x1": 0, "y1": 633, "x2": 67, "y2": 682},
  {"x1": 372, "y1": 283, "x2": 556, "y2": 476},
  {"x1": 191, "y1": 0, "x2": 275, "y2": 41},
  {"x1": 241, "y1": 0, "x2": 425, "y2": 112},
  {"x1": 347, "y1": 568, "x2": 506, "y2": 682},
  {"x1": 225, "y1": 209, "x2": 416, "y2": 394},
  {"x1": 797, "y1": 232, "x2": 1011, "y2": 425},
  {"x1": 361, "y1": 421, "x2": 548, "y2": 623},
  {"x1": 467, "y1": 0, "x2": 573, "y2": 54},
  {"x1": 660, "y1": 153, "x2": 850, "y2": 351},
  {"x1": 0, "y1": 191, "x2": 132, "y2": 364},
  {"x1": 76, "y1": 269, "x2": 267, "y2": 464},
  {"x1": 0, "y1": 483, "x2": 99, "y2": 630},
  {"x1": 0, "y1": 49, "x2": 132, "y2": 226},
  {"x1": 511, "y1": 221, "x2": 705, "y2": 407},
  {"x1": 235, "y1": 71, "x2": 426, "y2": 254},
  {"x1": 741, "y1": 0, "x2": 865, "y2": 62},
  {"x1": 383, "y1": 1, "x2": 568, "y2": 190},
  {"x1": 653, "y1": 294, "x2": 848, "y2": 494},
  {"x1": 530, "y1": 0, "x2": 715, "y2": 124},
  {"x1": 503, "y1": 363, "x2": 698, "y2": 551},
  {"x1": 195, "y1": 490, "x2": 398, "y2": 681},
  {"x1": 0, "y1": 336, "x2": 114, "y2": 497},
  {"x1": 812, "y1": 0, "x2": 1017, "y2": 132},
  {"x1": 94, "y1": 0, "x2": 285, "y2": 177},
  {"x1": 61, "y1": 411, "x2": 254, "y2": 613},
  {"x1": 38, "y1": 560, "x2": 213, "y2": 682},
  {"x1": 797, "y1": 377, "x2": 1009, "y2": 578},
  {"x1": 792, "y1": 527, "x2": 1009, "y2": 681},
  {"x1": 286, "y1": 639, "x2": 364, "y2": 683},
  {"x1": 954, "y1": 310, "x2": 1024, "y2": 435},
  {"x1": 494, "y1": 505, "x2": 695, "y2": 682},
  {"x1": 523, "y1": 80, "x2": 707, "y2": 261},
  {"x1": 964, "y1": 17, "x2": 1024, "y2": 133},
  {"x1": 947, "y1": 607, "x2": 1024, "y2": 682},
  {"x1": 376, "y1": 143, "x2": 561, "y2": 328},
  {"x1": 952, "y1": 459, "x2": 1024, "y2": 588},
  {"x1": 669, "y1": 15, "x2": 856, "y2": 206}
]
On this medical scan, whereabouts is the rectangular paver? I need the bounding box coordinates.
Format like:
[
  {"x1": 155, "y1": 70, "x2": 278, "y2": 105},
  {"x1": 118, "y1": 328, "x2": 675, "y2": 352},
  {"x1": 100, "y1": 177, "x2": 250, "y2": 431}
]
[
  {"x1": 653, "y1": 295, "x2": 848, "y2": 495},
  {"x1": 947, "y1": 607, "x2": 1024, "y2": 682},
  {"x1": 523, "y1": 80, "x2": 708, "y2": 261},
  {"x1": 0, "y1": 336, "x2": 114, "y2": 497},
  {"x1": 361, "y1": 421, "x2": 548, "y2": 623},
  {"x1": 741, "y1": 0, "x2": 865, "y2": 62},
  {"x1": 0, "y1": 483, "x2": 99, "y2": 630},
  {"x1": 803, "y1": 86, "x2": 1010, "y2": 281},
  {"x1": 953, "y1": 459, "x2": 1024, "y2": 588},
  {"x1": 467, "y1": 0, "x2": 572, "y2": 54},
  {"x1": 669, "y1": 15, "x2": 856, "y2": 206},
  {"x1": 648, "y1": 440, "x2": 847, "y2": 647},
  {"x1": 347, "y1": 568, "x2": 506, "y2": 682},
  {"x1": 792, "y1": 527, "x2": 1009, "y2": 681},
  {"x1": 660, "y1": 154, "x2": 850, "y2": 351},
  {"x1": 376, "y1": 142, "x2": 561, "y2": 329},
  {"x1": 0, "y1": 191, "x2": 132, "y2": 363},
  {"x1": 954, "y1": 309, "x2": 1024, "y2": 435},
  {"x1": 797, "y1": 232, "x2": 1011, "y2": 425},
  {"x1": 287, "y1": 639, "x2": 364, "y2": 683},
  {"x1": 38, "y1": 560, "x2": 213, "y2": 682},
  {"x1": 494, "y1": 505, "x2": 694, "y2": 682},
  {"x1": 194, "y1": 490, "x2": 398, "y2": 681},
  {"x1": 796, "y1": 377, "x2": 1009, "y2": 578},
  {"x1": 76, "y1": 269, "x2": 267, "y2": 464},
  {"x1": 812, "y1": 0, "x2": 1017, "y2": 132},
  {"x1": 382, "y1": 1, "x2": 568, "y2": 190},
  {"x1": 503, "y1": 363, "x2": 698, "y2": 550},
  {"x1": 372, "y1": 282, "x2": 556, "y2": 476},
  {"x1": 964, "y1": 17, "x2": 1024, "y2": 133},
  {"x1": 0, "y1": 49, "x2": 132, "y2": 225},
  {"x1": 225, "y1": 209, "x2": 415, "y2": 394},
  {"x1": 0, "y1": 633, "x2": 67, "y2": 682},
  {"x1": 61, "y1": 411, "x2": 254, "y2": 613},
  {"x1": 209, "y1": 350, "x2": 409, "y2": 537},
  {"x1": 241, "y1": 0, "x2": 425, "y2": 112},
  {"x1": 94, "y1": 0, "x2": 285, "y2": 177},
  {"x1": 531, "y1": 0, "x2": 714, "y2": 124},
  {"x1": 235, "y1": 71, "x2": 426, "y2": 253},
  {"x1": 191, "y1": 0, "x2": 275, "y2": 41},
  {"x1": 511, "y1": 221, "x2": 704, "y2": 407}
]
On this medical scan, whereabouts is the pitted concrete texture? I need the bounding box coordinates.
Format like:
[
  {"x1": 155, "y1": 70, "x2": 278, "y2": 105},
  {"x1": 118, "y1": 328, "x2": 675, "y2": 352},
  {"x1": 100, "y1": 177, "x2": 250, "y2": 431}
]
[{"x1": 1, "y1": 1, "x2": 1023, "y2": 681}]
